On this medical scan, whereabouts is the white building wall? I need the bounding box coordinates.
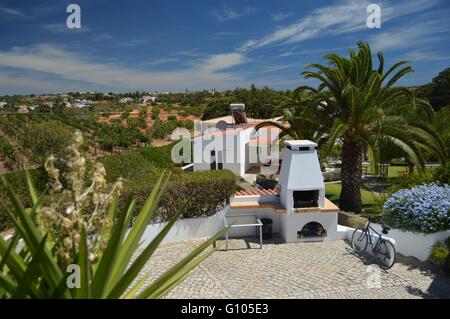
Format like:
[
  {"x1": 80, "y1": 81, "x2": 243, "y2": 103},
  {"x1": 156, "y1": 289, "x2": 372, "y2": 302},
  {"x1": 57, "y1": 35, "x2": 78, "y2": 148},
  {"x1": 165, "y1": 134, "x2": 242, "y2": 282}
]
[{"x1": 193, "y1": 127, "x2": 254, "y2": 177}]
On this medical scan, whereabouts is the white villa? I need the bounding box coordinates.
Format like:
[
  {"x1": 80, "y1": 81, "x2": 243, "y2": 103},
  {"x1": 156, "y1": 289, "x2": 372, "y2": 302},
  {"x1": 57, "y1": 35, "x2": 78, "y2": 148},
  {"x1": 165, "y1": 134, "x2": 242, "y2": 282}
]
[{"x1": 193, "y1": 103, "x2": 285, "y2": 177}]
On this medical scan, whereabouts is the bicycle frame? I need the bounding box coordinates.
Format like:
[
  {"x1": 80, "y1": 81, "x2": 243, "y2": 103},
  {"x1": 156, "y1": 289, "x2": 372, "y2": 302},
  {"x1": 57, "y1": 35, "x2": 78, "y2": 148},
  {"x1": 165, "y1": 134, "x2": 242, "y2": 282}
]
[{"x1": 362, "y1": 221, "x2": 384, "y2": 252}]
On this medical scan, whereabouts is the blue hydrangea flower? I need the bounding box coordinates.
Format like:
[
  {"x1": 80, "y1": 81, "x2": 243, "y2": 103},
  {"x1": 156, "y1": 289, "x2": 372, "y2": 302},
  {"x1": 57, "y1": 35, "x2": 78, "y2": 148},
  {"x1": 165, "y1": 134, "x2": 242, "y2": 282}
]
[{"x1": 383, "y1": 183, "x2": 450, "y2": 233}]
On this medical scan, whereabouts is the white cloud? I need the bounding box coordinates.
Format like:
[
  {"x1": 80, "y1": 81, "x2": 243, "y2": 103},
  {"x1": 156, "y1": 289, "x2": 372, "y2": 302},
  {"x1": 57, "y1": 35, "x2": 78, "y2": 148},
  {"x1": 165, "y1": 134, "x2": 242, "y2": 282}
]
[
  {"x1": 42, "y1": 23, "x2": 90, "y2": 33},
  {"x1": 238, "y1": 0, "x2": 441, "y2": 51},
  {"x1": 199, "y1": 53, "x2": 246, "y2": 72},
  {"x1": 0, "y1": 6, "x2": 27, "y2": 18},
  {"x1": 141, "y1": 58, "x2": 180, "y2": 67},
  {"x1": 272, "y1": 12, "x2": 293, "y2": 22},
  {"x1": 401, "y1": 50, "x2": 450, "y2": 61},
  {"x1": 210, "y1": 6, "x2": 256, "y2": 23},
  {"x1": 0, "y1": 45, "x2": 248, "y2": 93},
  {"x1": 0, "y1": 69, "x2": 86, "y2": 94},
  {"x1": 368, "y1": 19, "x2": 450, "y2": 52},
  {"x1": 116, "y1": 39, "x2": 146, "y2": 47},
  {"x1": 277, "y1": 46, "x2": 354, "y2": 58}
]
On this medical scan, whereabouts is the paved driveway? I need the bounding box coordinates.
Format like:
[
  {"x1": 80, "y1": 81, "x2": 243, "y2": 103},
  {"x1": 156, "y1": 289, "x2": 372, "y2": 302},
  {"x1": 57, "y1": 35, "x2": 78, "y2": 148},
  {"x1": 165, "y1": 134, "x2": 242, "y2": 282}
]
[{"x1": 138, "y1": 237, "x2": 450, "y2": 299}]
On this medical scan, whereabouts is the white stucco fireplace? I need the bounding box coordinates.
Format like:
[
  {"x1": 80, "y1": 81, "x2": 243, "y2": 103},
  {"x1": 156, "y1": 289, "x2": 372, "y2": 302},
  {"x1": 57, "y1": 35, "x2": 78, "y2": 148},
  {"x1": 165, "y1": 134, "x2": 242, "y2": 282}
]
[
  {"x1": 227, "y1": 139, "x2": 339, "y2": 243},
  {"x1": 278, "y1": 140, "x2": 338, "y2": 242}
]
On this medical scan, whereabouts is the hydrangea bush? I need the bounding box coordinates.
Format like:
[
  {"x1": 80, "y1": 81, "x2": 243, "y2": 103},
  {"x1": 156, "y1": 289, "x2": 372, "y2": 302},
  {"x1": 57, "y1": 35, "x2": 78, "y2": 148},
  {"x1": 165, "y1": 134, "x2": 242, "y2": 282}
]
[{"x1": 383, "y1": 183, "x2": 450, "y2": 234}]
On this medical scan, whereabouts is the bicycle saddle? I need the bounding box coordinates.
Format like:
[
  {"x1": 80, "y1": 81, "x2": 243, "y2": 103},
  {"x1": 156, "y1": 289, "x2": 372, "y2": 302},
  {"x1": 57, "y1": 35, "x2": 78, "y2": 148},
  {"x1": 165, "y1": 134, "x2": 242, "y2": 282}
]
[{"x1": 381, "y1": 225, "x2": 390, "y2": 234}]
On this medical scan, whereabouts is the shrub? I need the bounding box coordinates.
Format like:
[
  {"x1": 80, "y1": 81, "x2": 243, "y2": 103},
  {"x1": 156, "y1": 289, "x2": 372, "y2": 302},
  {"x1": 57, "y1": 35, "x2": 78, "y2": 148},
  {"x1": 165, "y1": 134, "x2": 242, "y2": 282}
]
[
  {"x1": 99, "y1": 149, "x2": 166, "y2": 192},
  {"x1": 138, "y1": 143, "x2": 175, "y2": 168},
  {"x1": 383, "y1": 183, "x2": 450, "y2": 233},
  {"x1": 322, "y1": 168, "x2": 341, "y2": 182},
  {"x1": 157, "y1": 170, "x2": 236, "y2": 221},
  {"x1": 127, "y1": 116, "x2": 147, "y2": 129},
  {"x1": 0, "y1": 135, "x2": 15, "y2": 159},
  {"x1": 22, "y1": 120, "x2": 73, "y2": 163},
  {"x1": 434, "y1": 163, "x2": 450, "y2": 184},
  {"x1": 256, "y1": 174, "x2": 278, "y2": 189},
  {"x1": 429, "y1": 236, "x2": 450, "y2": 272},
  {"x1": 389, "y1": 171, "x2": 434, "y2": 193},
  {"x1": 117, "y1": 170, "x2": 235, "y2": 222},
  {"x1": 338, "y1": 211, "x2": 368, "y2": 228},
  {"x1": 97, "y1": 124, "x2": 148, "y2": 151}
]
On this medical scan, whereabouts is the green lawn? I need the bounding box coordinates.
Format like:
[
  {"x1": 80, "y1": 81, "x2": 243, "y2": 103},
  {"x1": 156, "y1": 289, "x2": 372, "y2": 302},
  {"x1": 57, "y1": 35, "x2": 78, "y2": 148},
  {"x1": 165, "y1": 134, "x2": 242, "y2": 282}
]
[
  {"x1": 362, "y1": 163, "x2": 438, "y2": 178},
  {"x1": 325, "y1": 182, "x2": 381, "y2": 213}
]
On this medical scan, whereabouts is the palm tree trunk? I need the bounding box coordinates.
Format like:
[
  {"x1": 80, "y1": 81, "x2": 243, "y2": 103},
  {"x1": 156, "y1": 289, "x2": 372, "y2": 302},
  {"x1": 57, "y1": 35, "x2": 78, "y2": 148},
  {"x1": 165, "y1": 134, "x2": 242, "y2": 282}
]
[
  {"x1": 407, "y1": 159, "x2": 415, "y2": 174},
  {"x1": 339, "y1": 140, "x2": 363, "y2": 213}
]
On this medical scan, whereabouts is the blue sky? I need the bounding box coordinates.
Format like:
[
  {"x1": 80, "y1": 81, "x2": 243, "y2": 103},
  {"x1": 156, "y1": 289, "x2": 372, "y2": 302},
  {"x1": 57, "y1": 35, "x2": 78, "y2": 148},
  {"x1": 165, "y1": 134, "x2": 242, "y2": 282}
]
[{"x1": 0, "y1": 0, "x2": 449, "y2": 94}]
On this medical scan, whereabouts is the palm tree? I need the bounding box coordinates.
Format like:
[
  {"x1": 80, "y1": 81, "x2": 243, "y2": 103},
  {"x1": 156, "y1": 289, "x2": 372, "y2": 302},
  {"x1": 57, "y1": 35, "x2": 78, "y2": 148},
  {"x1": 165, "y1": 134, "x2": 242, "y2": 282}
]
[{"x1": 257, "y1": 42, "x2": 447, "y2": 213}]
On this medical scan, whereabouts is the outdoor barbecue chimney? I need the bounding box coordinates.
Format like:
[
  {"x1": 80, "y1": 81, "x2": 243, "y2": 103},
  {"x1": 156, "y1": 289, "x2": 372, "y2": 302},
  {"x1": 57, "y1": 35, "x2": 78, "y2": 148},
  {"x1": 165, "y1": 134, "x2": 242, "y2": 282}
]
[
  {"x1": 230, "y1": 103, "x2": 248, "y2": 124},
  {"x1": 278, "y1": 140, "x2": 325, "y2": 211}
]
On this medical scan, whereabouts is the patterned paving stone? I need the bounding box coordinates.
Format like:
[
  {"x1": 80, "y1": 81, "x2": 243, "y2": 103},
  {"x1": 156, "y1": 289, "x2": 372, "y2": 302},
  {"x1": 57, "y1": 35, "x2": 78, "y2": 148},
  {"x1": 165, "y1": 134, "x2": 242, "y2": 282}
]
[{"x1": 136, "y1": 237, "x2": 450, "y2": 299}]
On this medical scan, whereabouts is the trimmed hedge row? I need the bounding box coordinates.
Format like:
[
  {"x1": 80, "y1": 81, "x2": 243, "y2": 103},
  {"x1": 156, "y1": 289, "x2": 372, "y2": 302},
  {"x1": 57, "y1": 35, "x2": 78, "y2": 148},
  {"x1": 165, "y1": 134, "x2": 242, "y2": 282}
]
[
  {"x1": 121, "y1": 169, "x2": 236, "y2": 223},
  {"x1": 157, "y1": 170, "x2": 236, "y2": 221}
]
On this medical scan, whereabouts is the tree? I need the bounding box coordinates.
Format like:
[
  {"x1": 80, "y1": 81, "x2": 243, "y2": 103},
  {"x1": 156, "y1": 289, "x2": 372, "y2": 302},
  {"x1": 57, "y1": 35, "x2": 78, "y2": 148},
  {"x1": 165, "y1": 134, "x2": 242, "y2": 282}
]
[
  {"x1": 417, "y1": 68, "x2": 450, "y2": 110},
  {"x1": 127, "y1": 116, "x2": 147, "y2": 129},
  {"x1": 257, "y1": 42, "x2": 447, "y2": 213},
  {"x1": 201, "y1": 97, "x2": 231, "y2": 120},
  {"x1": 22, "y1": 120, "x2": 73, "y2": 164}
]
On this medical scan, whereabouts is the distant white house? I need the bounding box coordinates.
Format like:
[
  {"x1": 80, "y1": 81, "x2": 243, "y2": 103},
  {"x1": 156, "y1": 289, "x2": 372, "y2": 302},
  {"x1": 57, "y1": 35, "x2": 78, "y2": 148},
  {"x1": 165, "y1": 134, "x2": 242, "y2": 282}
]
[
  {"x1": 119, "y1": 97, "x2": 134, "y2": 103},
  {"x1": 72, "y1": 99, "x2": 93, "y2": 108},
  {"x1": 0, "y1": 102, "x2": 7, "y2": 109},
  {"x1": 18, "y1": 105, "x2": 29, "y2": 113},
  {"x1": 140, "y1": 95, "x2": 156, "y2": 103}
]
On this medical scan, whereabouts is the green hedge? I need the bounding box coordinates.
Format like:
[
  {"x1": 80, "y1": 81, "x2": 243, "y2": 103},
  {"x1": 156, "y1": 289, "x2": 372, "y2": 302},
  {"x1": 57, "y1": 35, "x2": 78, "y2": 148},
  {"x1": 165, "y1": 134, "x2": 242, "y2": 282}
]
[
  {"x1": 158, "y1": 170, "x2": 236, "y2": 221},
  {"x1": 126, "y1": 170, "x2": 236, "y2": 222},
  {"x1": 434, "y1": 163, "x2": 450, "y2": 184}
]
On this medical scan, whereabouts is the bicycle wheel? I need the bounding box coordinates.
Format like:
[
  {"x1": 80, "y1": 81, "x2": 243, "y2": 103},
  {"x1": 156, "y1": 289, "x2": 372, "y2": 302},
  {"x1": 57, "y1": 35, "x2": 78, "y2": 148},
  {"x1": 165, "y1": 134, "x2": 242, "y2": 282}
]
[
  {"x1": 351, "y1": 228, "x2": 368, "y2": 254},
  {"x1": 374, "y1": 239, "x2": 396, "y2": 269}
]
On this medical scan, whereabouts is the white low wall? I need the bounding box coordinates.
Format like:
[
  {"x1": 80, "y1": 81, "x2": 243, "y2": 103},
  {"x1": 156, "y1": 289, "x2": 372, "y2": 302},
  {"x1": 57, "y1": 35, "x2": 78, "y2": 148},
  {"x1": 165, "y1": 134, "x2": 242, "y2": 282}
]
[
  {"x1": 370, "y1": 224, "x2": 450, "y2": 261},
  {"x1": 139, "y1": 205, "x2": 449, "y2": 262},
  {"x1": 140, "y1": 207, "x2": 228, "y2": 246}
]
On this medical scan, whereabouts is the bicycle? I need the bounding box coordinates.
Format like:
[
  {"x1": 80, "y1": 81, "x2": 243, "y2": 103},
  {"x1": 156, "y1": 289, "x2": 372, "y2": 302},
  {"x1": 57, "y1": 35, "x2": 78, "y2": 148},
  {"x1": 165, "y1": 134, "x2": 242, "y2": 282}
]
[{"x1": 351, "y1": 220, "x2": 396, "y2": 269}]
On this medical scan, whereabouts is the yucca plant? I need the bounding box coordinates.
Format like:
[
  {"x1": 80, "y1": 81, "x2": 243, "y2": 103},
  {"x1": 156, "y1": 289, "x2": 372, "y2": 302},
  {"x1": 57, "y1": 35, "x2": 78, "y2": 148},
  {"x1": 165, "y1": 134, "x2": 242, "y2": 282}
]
[{"x1": 0, "y1": 132, "x2": 226, "y2": 298}]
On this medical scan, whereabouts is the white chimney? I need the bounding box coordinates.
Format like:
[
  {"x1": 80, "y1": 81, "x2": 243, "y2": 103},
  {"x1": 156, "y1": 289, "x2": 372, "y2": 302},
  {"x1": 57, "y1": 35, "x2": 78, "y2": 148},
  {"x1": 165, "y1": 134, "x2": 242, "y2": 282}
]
[
  {"x1": 278, "y1": 140, "x2": 325, "y2": 211},
  {"x1": 230, "y1": 103, "x2": 248, "y2": 124},
  {"x1": 230, "y1": 103, "x2": 245, "y2": 110}
]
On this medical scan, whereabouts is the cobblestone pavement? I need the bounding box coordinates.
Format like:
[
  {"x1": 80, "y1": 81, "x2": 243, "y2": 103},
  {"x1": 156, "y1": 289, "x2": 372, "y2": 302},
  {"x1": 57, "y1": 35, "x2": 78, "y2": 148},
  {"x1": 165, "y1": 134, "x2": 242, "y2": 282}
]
[{"x1": 137, "y1": 237, "x2": 450, "y2": 299}]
